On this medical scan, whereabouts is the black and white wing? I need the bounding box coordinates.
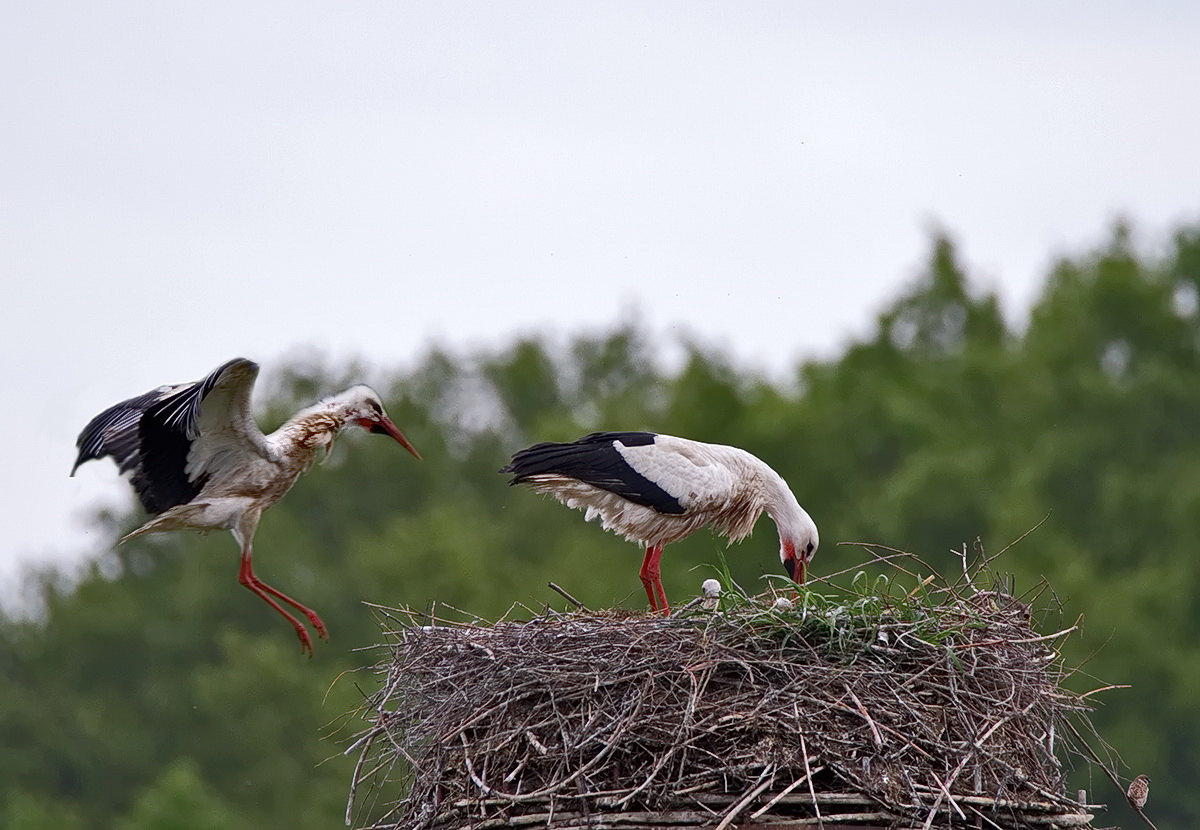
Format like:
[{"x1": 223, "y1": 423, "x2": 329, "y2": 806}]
[
  {"x1": 72, "y1": 358, "x2": 269, "y2": 514},
  {"x1": 614, "y1": 434, "x2": 741, "y2": 511},
  {"x1": 500, "y1": 432, "x2": 687, "y2": 514}
]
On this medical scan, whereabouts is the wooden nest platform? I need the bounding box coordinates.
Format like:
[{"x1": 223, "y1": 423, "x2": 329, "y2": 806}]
[{"x1": 346, "y1": 560, "x2": 1108, "y2": 829}]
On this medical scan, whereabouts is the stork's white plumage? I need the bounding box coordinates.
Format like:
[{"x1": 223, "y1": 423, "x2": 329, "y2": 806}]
[
  {"x1": 72, "y1": 358, "x2": 421, "y2": 655},
  {"x1": 500, "y1": 432, "x2": 818, "y2": 614}
]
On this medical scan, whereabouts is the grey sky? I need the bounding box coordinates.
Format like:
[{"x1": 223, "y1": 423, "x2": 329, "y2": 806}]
[{"x1": 2, "y1": 2, "x2": 1198, "y2": 583}]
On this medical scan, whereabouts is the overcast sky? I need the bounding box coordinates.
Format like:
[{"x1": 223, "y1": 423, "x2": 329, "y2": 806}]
[{"x1": 2, "y1": 2, "x2": 1198, "y2": 586}]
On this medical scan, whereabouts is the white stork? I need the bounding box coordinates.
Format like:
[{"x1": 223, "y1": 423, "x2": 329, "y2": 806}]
[
  {"x1": 500, "y1": 432, "x2": 818, "y2": 614},
  {"x1": 72, "y1": 357, "x2": 421, "y2": 655}
]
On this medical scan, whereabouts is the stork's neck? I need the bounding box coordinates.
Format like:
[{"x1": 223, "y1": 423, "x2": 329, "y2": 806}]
[
  {"x1": 271, "y1": 402, "x2": 350, "y2": 453},
  {"x1": 756, "y1": 459, "x2": 814, "y2": 545}
]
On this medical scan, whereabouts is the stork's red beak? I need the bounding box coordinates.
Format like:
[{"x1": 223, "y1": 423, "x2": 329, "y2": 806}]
[
  {"x1": 370, "y1": 417, "x2": 422, "y2": 460},
  {"x1": 783, "y1": 555, "x2": 806, "y2": 585}
]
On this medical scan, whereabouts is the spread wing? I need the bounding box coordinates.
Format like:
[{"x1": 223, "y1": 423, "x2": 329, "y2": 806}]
[{"x1": 72, "y1": 358, "x2": 269, "y2": 514}]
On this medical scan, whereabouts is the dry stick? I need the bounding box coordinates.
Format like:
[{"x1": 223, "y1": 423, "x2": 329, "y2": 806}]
[
  {"x1": 461, "y1": 692, "x2": 645, "y2": 803},
  {"x1": 353, "y1": 753, "x2": 403, "y2": 825},
  {"x1": 344, "y1": 731, "x2": 374, "y2": 826},
  {"x1": 344, "y1": 725, "x2": 383, "y2": 757},
  {"x1": 950, "y1": 625, "x2": 1078, "y2": 649},
  {"x1": 905, "y1": 574, "x2": 937, "y2": 601},
  {"x1": 1076, "y1": 683, "x2": 1132, "y2": 700},
  {"x1": 459, "y1": 808, "x2": 803, "y2": 829},
  {"x1": 823, "y1": 698, "x2": 934, "y2": 759},
  {"x1": 749, "y1": 763, "x2": 825, "y2": 819},
  {"x1": 844, "y1": 686, "x2": 883, "y2": 748},
  {"x1": 920, "y1": 704, "x2": 1034, "y2": 830},
  {"x1": 817, "y1": 548, "x2": 919, "y2": 582},
  {"x1": 965, "y1": 804, "x2": 1008, "y2": 830},
  {"x1": 714, "y1": 765, "x2": 775, "y2": 830},
  {"x1": 613, "y1": 728, "x2": 693, "y2": 807},
  {"x1": 747, "y1": 811, "x2": 902, "y2": 827},
  {"x1": 826, "y1": 543, "x2": 931, "y2": 584},
  {"x1": 547, "y1": 581, "x2": 588, "y2": 611},
  {"x1": 1062, "y1": 718, "x2": 1159, "y2": 830},
  {"x1": 962, "y1": 742, "x2": 1074, "y2": 809},
  {"x1": 732, "y1": 792, "x2": 876, "y2": 808},
  {"x1": 799, "y1": 734, "x2": 824, "y2": 829},
  {"x1": 1133, "y1": 805, "x2": 1160, "y2": 830},
  {"x1": 905, "y1": 790, "x2": 1084, "y2": 814},
  {"x1": 992, "y1": 512, "x2": 1053, "y2": 562},
  {"x1": 930, "y1": 774, "x2": 968, "y2": 822}
]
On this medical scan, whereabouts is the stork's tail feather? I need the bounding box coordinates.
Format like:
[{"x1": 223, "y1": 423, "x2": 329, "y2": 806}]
[
  {"x1": 499, "y1": 440, "x2": 618, "y2": 484},
  {"x1": 119, "y1": 503, "x2": 211, "y2": 544},
  {"x1": 498, "y1": 441, "x2": 578, "y2": 483}
]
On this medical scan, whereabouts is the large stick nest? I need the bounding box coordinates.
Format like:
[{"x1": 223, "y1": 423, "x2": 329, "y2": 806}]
[{"x1": 346, "y1": 552, "x2": 1108, "y2": 829}]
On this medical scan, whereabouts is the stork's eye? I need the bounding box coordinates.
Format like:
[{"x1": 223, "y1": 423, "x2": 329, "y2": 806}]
[{"x1": 805, "y1": 541, "x2": 815, "y2": 555}]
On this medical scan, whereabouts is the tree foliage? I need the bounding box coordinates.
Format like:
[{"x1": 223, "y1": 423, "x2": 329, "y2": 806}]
[{"x1": 4, "y1": 221, "x2": 1200, "y2": 826}]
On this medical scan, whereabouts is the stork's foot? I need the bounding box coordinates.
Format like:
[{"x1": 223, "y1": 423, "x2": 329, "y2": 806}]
[
  {"x1": 257, "y1": 586, "x2": 328, "y2": 642},
  {"x1": 245, "y1": 583, "x2": 321, "y2": 658},
  {"x1": 292, "y1": 622, "x2": 317, "y2": 659},
  {"x1": 281, "y1": 606, "x2": 328, "y2": 657},
  {"x1": 299, "y1": 607, "x2": 329, "y2": 641}
]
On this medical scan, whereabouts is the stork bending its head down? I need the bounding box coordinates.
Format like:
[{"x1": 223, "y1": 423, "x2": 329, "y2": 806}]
[
  {"x1": 72, "y1": 358, "x2": 421, "y2": 655},
  {"x1": 500, "y1": 432, "x2": 818, "y2": 614}
]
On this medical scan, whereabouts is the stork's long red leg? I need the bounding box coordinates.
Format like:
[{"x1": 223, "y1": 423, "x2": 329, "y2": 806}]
[
  {"x1": 651, "y1": 548, "x2": 670, "y2": 616},
  {"x1": 639, "y1": 544, "x2": 670, "y2": 615},
  {"x1": 639, "y1": 546, "x2": 660, "y2": 613},
  {"x1": 653, "y1": 575, "x2": 670, "y2": 616},
  {"x1": 238, "y1": 548, "x2": 328, "y2": 656}
]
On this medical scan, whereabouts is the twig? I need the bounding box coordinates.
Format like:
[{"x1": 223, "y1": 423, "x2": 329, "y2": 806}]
[
  {"x1": 965, "y1": 803, "x2": 1007, "y2": 830},
  {"x1": 749, "y1": 763, "x2": 824, "y2": 819},
  {"x1": 547, "y1": 581, "x2": 588, "y2": 611},
  {"x1": 950, "y1": 625, "x2": 1078, "y2": 649},
  {"x1": 921, "y1": 705, "x2": 1034, "y2": 830},
  {"x1": 994, "y1": 513, "x2": 1052, "y2": 560},
  {"x1": 1062, "y1": 718, "x2": 1155, "y2": 830},
  {"x1": 1077, "y1": 683, "x2": 1131, "y2": 700},
  {"x1": 714, "y1": 765, "x2": 774, "y2": 830},
  {"x1": 344, "y1": 729, "x2": 373, "y2": 826},
  {"x1": 799, "y1": 734, "x2": 823, "y2": 829},
  {"x1": 844, "y1": 686, "x2": 883, "y2": 748},
  {"x1": 1131, "y1": 805, "x2": 1160, "y2": 830}
]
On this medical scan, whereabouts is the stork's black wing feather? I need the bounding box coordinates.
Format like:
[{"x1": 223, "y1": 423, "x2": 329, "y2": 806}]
[
  {"x1": 500, "y1": 431, "x2": 685, "y2": 514},
  {"x1": 73, "y1": 386, "x2": 176, "y2": 476},
  {"x1": 72, "y1": 358, "x2": 256, "y2": 514}
]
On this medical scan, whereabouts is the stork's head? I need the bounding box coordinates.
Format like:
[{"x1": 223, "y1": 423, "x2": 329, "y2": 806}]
[
  {"x1": 781, "y1": 523, "x2": 819, "y2": 585},
  {"x1": 331, "y1": 386, "x2": 422, "y2": 460}
]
